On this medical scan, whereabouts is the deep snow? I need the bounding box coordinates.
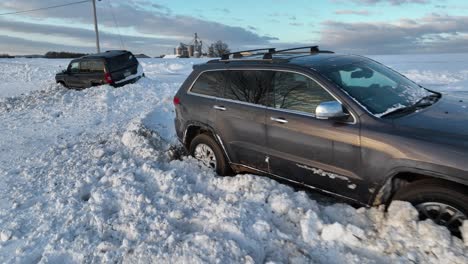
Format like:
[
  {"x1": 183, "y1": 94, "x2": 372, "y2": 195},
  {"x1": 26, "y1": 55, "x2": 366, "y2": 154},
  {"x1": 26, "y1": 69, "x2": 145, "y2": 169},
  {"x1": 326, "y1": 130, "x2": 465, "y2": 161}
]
[{"x1": 0, "y1": 55, "x2": 467, "y2": 263}]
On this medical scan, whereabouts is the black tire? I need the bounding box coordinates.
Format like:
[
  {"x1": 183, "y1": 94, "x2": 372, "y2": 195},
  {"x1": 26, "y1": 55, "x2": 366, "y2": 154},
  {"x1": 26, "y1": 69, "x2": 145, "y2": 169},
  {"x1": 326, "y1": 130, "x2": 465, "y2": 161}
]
[
  {"x1": 189, "y1": 133, "x2": 232, "y2": 176},
  {"x1": 57, "y1": 81, "x2": 68, "y2": 88},
  {"x1": 393, "y1": 179, "x2": 468, "y2": 237}
]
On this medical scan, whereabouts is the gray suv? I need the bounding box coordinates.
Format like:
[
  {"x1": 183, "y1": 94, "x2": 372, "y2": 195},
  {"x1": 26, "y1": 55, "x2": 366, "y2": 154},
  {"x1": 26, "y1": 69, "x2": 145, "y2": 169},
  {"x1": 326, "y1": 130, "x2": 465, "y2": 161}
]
[{"x1": 174, "y1": 46, "x2": 468, "y2": 236}]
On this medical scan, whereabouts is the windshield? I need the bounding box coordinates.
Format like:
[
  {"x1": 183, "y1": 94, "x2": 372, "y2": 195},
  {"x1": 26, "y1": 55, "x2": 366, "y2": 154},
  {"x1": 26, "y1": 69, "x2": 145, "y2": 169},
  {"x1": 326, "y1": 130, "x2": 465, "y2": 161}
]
[{"x1": 315, "y1": 58, "x2": 432, "y2": 116}]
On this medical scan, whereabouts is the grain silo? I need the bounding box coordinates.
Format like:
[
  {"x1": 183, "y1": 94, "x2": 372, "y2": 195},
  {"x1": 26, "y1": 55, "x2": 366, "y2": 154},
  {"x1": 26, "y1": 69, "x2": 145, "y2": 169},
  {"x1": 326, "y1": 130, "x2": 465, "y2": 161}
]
[
  {"x1": 173, "y1": 33, "x2": 204, "y2": 58},
  {"x1": 188, "y1": 45, "x2": 195, "y2": 57}
]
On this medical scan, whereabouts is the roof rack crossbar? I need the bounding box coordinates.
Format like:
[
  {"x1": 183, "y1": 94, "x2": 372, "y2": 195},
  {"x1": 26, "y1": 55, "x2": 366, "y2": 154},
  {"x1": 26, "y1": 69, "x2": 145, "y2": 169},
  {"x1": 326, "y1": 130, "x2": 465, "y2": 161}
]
[
  {"x1": 275, "y1": 46, "x2": 320, "y2": 54},
  {"x1": 262, "y1": 46, "x2": 325, "y2": 59},
  {"x1": 221, "y1": 48, "x2": 276, "y2": 60},
  {"x1": 216, "y1": 45, "x2": 334, "y2": 62}
]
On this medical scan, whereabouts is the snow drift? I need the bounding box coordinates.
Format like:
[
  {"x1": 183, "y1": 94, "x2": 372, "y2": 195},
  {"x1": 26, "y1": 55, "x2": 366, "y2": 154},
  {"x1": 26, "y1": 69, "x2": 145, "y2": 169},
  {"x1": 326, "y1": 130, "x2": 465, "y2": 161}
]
[{"x1": 0, "y1": 57, "x2": 467, "y2": 263}]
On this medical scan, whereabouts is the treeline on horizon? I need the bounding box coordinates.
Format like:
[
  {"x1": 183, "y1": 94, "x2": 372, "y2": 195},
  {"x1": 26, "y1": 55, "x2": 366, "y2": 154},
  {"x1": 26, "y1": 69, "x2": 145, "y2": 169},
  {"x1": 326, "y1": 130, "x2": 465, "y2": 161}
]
[
  {"x1": 0, "y1": 51, "x2": 88, "y2": 59},
  {"x1": 44, "y1": 51, "x2": 88, "y2": 58},
  {"x1": 0, "y1": 51, "x2": 154, "y2": 59},
  {"x1": 0, "y1": 41, "x2": 231, "y2": 59}
]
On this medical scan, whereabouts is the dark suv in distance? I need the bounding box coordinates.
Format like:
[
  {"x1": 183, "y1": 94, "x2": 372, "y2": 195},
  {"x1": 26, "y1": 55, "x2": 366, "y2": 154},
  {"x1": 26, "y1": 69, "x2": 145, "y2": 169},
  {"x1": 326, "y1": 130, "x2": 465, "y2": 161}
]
[
  {"x1": 55, "y1": 50, "x2": 144, "y2": 89},
  {"x1": 174, "y1": 46, "x2": 468, "y2": 237}
]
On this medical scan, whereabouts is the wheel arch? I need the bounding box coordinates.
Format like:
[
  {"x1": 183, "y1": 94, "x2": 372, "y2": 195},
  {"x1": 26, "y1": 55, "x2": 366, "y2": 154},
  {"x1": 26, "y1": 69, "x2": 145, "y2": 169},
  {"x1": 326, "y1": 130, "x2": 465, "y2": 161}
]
[
  {"x1": 56, "y1": 80, "x2": 68, "y2": 88},
  {"x1": 183, "y1": 122, "x2": 231, "y2": 163},
  {"x1": 371, "y1": 168, "x2": 468, "y2": 206}
]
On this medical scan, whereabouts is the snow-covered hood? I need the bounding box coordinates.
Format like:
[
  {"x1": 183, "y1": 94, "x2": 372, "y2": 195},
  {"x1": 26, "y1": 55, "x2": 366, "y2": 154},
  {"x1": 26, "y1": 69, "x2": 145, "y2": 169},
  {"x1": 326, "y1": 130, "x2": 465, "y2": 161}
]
[{"x1": 394, "y1": 93, "x2": 468, "y2": 146}]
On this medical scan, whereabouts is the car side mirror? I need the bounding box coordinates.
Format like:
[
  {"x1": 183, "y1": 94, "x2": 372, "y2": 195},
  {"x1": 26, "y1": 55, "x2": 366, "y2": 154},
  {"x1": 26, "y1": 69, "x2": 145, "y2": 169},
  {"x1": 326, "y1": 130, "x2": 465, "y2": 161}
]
[{"x1": 315, "y1": 101, "x2": 350, "y2": 121}]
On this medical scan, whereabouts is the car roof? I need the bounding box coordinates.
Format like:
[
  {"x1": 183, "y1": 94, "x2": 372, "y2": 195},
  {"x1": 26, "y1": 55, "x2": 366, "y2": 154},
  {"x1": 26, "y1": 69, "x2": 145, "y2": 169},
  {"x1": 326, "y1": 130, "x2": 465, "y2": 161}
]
[
  {"x1": 81, "y1": 50, "x2": 130, "y2": 60},
  {"x1": 204, "y1": 53, "x2": 367, "y2": 69}
]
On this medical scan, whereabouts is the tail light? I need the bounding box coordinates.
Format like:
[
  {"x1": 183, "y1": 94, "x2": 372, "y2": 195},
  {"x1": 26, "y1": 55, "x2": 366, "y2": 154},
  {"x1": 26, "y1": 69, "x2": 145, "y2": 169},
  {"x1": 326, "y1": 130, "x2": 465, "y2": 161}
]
[
  {"x1": 104, "y1": 72, "x2": 112, "y2": 84},
  {"x1": 173, "y1": 96, "x2": 180, "y2": 106}
]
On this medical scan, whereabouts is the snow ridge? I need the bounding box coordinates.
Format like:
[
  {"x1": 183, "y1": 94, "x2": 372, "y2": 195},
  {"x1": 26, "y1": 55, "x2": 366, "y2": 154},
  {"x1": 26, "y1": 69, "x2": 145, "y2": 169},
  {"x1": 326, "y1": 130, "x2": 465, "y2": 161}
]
[{"x1": 0, "y1": 58, "x2": 467, "y2": 263}]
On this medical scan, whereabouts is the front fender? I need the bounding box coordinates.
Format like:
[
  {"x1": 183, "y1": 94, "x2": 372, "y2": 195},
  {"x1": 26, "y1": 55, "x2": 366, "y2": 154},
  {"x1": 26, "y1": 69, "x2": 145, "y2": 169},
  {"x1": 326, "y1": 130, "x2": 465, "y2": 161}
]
[{"x1": 371, "y1": 162, "x2": 468, "y2": 205}]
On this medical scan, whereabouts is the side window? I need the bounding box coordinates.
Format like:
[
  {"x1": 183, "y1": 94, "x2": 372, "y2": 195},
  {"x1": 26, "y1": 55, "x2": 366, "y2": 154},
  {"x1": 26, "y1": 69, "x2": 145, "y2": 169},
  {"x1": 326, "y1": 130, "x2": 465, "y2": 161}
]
[
  {"x1": 70, "y1": 62, "x2": 79, "y2": 73},
  {"x1": 190, "y1": 71, "x2": 225, "y2": 97},
  {"x1": 273, "y1": 72, "x2": 335, "y2": 115},
  {"x1": 224, "y1": 70, "x2": 273, "y2": 106},
  {"x1": 80, "y1": 61, "x2": 91, "y2": 73},
  {"x1": 87, "y1": 60, "x2": 105, "y2": 73}
]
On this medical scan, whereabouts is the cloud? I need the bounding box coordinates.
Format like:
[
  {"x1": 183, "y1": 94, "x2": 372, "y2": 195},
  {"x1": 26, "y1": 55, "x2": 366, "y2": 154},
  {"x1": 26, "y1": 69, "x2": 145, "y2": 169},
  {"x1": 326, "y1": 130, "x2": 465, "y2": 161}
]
[
  {"x1": 0, "y1": 0, "x2": 277, "y2": 55},
  {"x1": 0, "y1": 18, "x2": 181, "y2": 56},
  {"x1": 0, "y1": 1, "x2": 464, "y2": 55},
  {"x1": 289, "y1": 22, "x2": 304, "y2": 27},
  {"x1": 215, "y1": 8, "x2": 231, "y2": 14},
  {"x1": 0, "y1": 35, "x2": 87, "y2": 55},
  {"x1": 347, "y1": 0, "x2": 429, "y2": 5},
  {"x1": 320, "y1": 14, "x2": 468, "y2": 54},
  {"x1": 334, "y1": 10, "x2": 370, "y2": 15}
]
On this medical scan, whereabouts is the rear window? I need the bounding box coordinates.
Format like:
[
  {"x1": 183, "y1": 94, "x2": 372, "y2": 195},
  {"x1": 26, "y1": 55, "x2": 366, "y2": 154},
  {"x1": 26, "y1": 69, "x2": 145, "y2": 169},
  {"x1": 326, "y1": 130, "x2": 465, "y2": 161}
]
[
  {"x1": 190, "y1": 71, "x2": 225, "y2": 97},
  {"x1": 106, "y1": 53, "x2": 138, "y2": 70},
  {"x1": 224, "y1": 70, "x2": 273, "y2": 106}
]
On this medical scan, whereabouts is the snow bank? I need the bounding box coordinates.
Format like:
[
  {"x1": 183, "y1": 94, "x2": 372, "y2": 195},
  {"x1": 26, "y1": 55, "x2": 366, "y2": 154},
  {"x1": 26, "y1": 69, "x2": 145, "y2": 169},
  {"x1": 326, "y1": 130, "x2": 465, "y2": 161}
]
[
  {"x1": 369, "y1": 53, "x2": 468, "y2": 92},
  {"x1": 0, "y1": 57, "x2": 467, "y2": 263},
  {"x1": 0, "y1": 58, "x2": 70, "y2": 97}
]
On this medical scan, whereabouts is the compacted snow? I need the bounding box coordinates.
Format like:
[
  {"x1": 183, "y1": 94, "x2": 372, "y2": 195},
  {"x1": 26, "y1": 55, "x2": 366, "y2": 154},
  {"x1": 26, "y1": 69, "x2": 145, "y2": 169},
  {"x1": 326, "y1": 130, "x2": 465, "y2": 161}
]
[{"x1": 0, "y1": 55, "x2": 467, "y2": 263}]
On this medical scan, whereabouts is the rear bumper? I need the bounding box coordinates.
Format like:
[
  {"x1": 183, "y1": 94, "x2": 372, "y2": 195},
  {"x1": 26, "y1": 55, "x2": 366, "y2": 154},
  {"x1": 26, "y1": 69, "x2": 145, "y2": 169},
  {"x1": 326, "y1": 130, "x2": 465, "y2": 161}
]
[
  {"x1": 112, "y1": 75, "x2": 142, "y2": 87},
  {"x1": 174, "y1": 118, "x2": 184, "y2": 143}
]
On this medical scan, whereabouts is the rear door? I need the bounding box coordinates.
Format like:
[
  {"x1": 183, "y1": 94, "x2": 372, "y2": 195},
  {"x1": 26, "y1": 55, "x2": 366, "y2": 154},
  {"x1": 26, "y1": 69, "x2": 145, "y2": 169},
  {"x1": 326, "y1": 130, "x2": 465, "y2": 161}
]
[
  {"x1": 214, "y1": 70, "x2": 273, "y2": 171},
  {"x1": 265, "y1": 70, "x2": 362, "y2": 196},
  {"x1": 106, "y1": 52, "x2": 139, "y2": 82},
  {"x1": 185, "y1": 70, "x2": 225, "y2": 136},
  {"x1": 79, "y1": 60, "x2": 105, "y2": 87}
]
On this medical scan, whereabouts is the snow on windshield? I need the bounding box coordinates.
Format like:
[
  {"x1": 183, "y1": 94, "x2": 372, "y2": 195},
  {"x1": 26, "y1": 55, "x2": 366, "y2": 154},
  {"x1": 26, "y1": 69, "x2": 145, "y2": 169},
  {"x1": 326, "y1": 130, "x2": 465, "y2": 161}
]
[{"x1": 316, "y1": 58, "x2": 432, "y2": 116}]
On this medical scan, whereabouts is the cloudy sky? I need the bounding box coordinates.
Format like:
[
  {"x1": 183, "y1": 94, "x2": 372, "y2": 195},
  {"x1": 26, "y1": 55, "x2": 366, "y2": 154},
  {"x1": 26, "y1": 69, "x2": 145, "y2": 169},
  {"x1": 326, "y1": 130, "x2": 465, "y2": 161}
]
[{"x1": 0, "y1": 0, "x2": 467, "y2": 56}]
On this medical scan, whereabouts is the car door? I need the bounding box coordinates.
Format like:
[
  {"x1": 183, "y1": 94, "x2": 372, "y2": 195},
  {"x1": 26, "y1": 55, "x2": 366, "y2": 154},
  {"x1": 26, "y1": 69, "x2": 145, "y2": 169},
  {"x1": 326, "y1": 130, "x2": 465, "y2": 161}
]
[
  {"x1": 78, "y1": 60, "x2": 99, "y2": 88},
  {"x1": 66, "y1": 61, "x2": 82, "y2": 88},
  {"x1": 265, "y1": 70, "x2": 362, "y2": 198},
  {"x1": 86, "y1": 59, "x2": 105, "y2": 86},
  {"x1": 214, "y1": 70, "x2": 273, "y2": 172}
]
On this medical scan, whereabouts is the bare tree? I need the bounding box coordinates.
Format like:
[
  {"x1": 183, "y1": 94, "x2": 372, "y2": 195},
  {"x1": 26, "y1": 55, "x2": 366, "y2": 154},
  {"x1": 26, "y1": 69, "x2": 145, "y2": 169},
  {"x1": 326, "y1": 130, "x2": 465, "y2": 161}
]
[
  {"x1": 208, "y1": 41, "x2": 230, "y2": 57},
  {"x1": 0, "y1": 54, "x2": 14, "y2": 58}
]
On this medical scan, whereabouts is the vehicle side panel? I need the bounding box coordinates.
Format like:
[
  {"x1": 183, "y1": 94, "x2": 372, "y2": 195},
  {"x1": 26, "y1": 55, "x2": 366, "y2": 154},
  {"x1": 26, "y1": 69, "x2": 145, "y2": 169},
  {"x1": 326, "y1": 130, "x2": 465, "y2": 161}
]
[
  {"x1": 215, "y1": 99, "x2": 268, "y2": 171},
  {"x1": 175, "y1": 69, "x2": 218, "y2": 145},
  {"x1": 358, "y1": 115, "x2": 468, "y2": 204}
]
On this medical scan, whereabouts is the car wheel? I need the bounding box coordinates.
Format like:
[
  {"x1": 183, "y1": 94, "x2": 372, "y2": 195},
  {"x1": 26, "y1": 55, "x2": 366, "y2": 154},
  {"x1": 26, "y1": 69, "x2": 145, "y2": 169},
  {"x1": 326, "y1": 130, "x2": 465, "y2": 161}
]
[
  {"x1": 393, "y1": 179, "x2": 468, "y2": 237},
  {"x1": 189, "y1": 133, "x2": 232, "y2": 176},
  {"x1": 58, "y1": 81, "x2": 68, "y2": 88}
]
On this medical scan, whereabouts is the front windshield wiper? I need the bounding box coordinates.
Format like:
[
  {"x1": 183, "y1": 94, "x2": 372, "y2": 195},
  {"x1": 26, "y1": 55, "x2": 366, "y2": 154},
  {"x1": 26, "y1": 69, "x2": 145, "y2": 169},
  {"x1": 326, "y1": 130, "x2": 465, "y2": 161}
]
[{"x1": 381, "y1": 93, "x2": 441, "y2": 118}]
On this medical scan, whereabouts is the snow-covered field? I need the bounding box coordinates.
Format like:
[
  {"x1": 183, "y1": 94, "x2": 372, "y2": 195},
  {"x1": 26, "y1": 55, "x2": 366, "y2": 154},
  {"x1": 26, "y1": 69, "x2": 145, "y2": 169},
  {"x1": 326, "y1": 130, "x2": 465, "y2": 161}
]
[{"x1": 0, "y1": 55, "x2": 467, "y2": 263}]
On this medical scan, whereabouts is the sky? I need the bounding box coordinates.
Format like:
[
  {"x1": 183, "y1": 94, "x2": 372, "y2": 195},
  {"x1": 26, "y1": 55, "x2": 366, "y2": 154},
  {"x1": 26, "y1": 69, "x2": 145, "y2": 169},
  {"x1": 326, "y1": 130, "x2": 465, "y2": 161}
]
[{"x1": 0, "y1": 0, "x2": 467, "y2": 56}]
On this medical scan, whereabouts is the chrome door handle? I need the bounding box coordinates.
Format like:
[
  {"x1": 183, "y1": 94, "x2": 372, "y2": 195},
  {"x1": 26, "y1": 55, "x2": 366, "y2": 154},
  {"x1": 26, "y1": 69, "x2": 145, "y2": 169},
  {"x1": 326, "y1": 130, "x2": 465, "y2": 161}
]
[
  {"x1": 270, "y1": 117, "x2": 288, "y2": 124},
  {"x1": 213, "y1": 105, "x2": 226, "y2": 111}
]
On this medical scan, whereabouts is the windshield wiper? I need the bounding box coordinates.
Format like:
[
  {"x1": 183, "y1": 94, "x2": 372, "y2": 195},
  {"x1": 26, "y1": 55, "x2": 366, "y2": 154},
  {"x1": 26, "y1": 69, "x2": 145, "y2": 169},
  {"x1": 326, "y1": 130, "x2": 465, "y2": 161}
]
[{"x1": 381, "y1": 93, "x2": 441, "y2": 118}]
